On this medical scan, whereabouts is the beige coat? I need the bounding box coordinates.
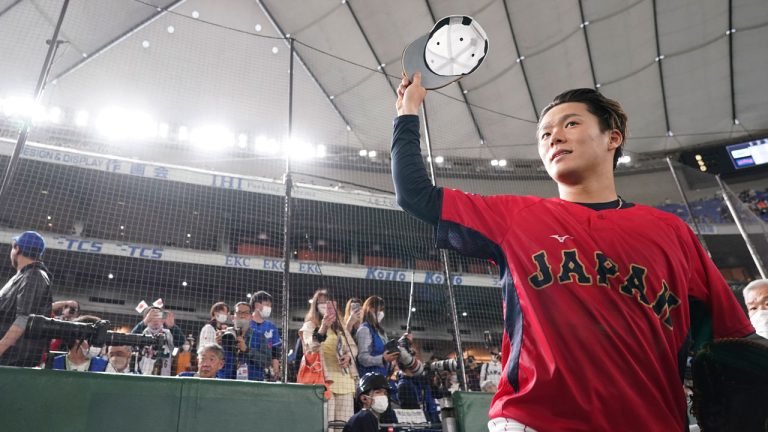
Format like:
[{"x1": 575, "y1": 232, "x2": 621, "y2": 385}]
[{"x1": 299, "y1": 321, "x2": 359, "y2": 382}]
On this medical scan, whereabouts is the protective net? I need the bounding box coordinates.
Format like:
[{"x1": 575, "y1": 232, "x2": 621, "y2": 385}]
[{"x1": 0, "y1": 1, "x2": 766, "y2": 430}]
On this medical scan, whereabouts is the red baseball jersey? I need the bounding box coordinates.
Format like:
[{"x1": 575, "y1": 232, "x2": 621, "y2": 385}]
[{"x1": 437, "y1": 191, "x2": 754, "y2": 432}]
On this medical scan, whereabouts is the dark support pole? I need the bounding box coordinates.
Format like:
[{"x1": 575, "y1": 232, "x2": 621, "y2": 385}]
[
  {"x1": 422, "y1": 101, "x2": 468, "y2": 391},
  {"x1": 651, "y1": 0, "x2": 671, "y2": 135},
  {"x1": 0, "y1": 0, "x2": 24, "y2": 20},
  {"x1": 665, "y1": 157, "x2": 711, "y2": 255},
  {"x1": 0, "y1": 0, "x2": 69, "y2": 202},
  {"x1": 280, "y1": 37, "x2": 295, "y2": 383},
  {"x1": 716, "y1": 175, "x2": 767, "y2": 278}
]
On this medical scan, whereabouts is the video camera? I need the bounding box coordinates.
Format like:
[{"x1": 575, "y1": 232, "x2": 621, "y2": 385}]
[{"x1": 25, "y1": 315, "x2": 165, "y2": 351}]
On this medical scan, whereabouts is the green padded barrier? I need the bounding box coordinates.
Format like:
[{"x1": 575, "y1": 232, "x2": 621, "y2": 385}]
[
  {"x1": 0, "y1": 367, "x2": 325, "y2": 432},
  {"x1": 178, "y1": 378, "x2": 325, "y2": 431},
  {"x1": 453, "y1": 391, "x2": 493, "y2": 432}
]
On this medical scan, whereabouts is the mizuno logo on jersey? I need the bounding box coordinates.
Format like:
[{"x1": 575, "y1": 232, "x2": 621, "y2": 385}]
[{"x1": 550, "y1": 234, "x2": 572, "y2": 243}]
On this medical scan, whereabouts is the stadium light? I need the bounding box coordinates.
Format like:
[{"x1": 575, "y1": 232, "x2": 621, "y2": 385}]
[
  {"x1": 254, "y1": 135, "x2": 280, "y2": 154},
  {"x1": 435, "y1": 155, "x2": 445, "y2": 164},
  {"x1": 48, "y1": 106, "x2": 62, "y2": 123},
  {"x1": 491, "y1": 159, "x2": 499, "y2": 166},
  {"x1": 95, "y1": 107, "x2": 156, "y2": 140},
  {"x1": 359, "y1": 149, "x2": 367, "y2": 157},
  {"x1": 158, "y1": 123, "x2": 169, "y2": 139},
  {"x1": 1, "y1": 96, "x2": 46, "y2": 122},
  {"x1": 617, "y1": 155, "x2": 631, "y2": 165},
  {"x1": 284, "y1": 137, "x2": 318, "y2": 160},
  {"x1": 368, "y1": 150, "x2": 377, "y2": 158},
  {"x1": 316, "y1": 144, "x2": 327, "y2": 158},
  {"x1": 178, "y1": 126, "x2": 189, "y2": 141},
  {"x1": 75, "y1": 110, "x2": 90, "y2": 127},
  {"x1": 190, "y1": 124, "x2": 234, "y2": 149},
  {"x1": 498, "y1": 159, "x2": 508, "y2": 167},
  {"x1": 108, "y1": 273, "x2": 114, "y2": 279},
  {"x1": 238, "y1": 133, "x2": 248, "y2": 149}
]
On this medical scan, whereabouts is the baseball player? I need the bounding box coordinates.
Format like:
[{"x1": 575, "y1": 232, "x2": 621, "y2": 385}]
[{"x1": 391, "y1": 73, "x2": 759, "y2": 432}]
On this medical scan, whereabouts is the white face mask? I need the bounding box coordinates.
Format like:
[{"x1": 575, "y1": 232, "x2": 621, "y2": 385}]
[
  {"x1": 318, "y1": 304, "x2": 328, "y2": 316},
  {"x1": 260, "y1": 306, "x2": 272, "y2": 319},
  {"x1": 82, "y1": 345, "x2": 101, "y2": 359},
  {"x1": 750, "y1": 310, "x2": 768, "y2": 338},
  {"x1": 371, "y1": 395, "x2": 389, "y2": 414},
  {"x1": 376, "y1": 311, "x2": 385, "y2": 323},
  {"x1": 235, "y1": 318, "x2": 250, "y2": 329},
  {"x1": 216, "y1": 313, "x2": 228, "y2": 324}
]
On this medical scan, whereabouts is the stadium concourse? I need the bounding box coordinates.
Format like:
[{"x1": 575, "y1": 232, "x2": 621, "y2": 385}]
[{"x1": 0, "y1": 1, "x2": 767, "y2": 431}]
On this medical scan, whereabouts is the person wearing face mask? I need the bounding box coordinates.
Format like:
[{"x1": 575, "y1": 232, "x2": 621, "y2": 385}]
[
  {"x1": 480, "y1": 347, "x2": 503, "y2": 390},
  {"x1": 174, "y1": 337, "x2": 195, "y2": 375},
  {"x1": 131, "y1": 307, "x2": 185, "y2": 348},
  {"x1": 51, "y1": 315, "x2": 108, "y2": 372},
  {"x1": 743, "y1": 279, "x2": 768, "y2": 338},
  {"x1": 106, "y1": 345, "x2": 134, "y2": 374},
  {"x1": 198, "y1": 301, "x2": 229, "y2": 356},
  {"x1": 218, "y1": 302, "x2": 254, "y2": 380},
  {"x1": 355, "y1": 296, "x2": 399, "y2": 379},
  {"x1": 343, "y1": 372, "x2": 390, "y2": 432},
  {"x1": 299, "y1": 289, "x2": 359, "y2": 429},
  {"x1": 137, "y1": 307, "x2": 175, "y2": 376},
  {"x1": 247, "y1": 291, "x2": 282, "y2": 381}
]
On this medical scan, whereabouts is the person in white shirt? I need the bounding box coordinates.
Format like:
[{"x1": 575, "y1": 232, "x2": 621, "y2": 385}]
[
  {"x1": 198, "y1": 302, "x2": 230, "y2": 356},
  {"x1": 480, "y1": 347, "x2": 503, "y2": 389}
]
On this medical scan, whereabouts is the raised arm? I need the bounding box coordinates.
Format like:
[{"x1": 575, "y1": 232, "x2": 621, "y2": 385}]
[{"x1": 392, "y1": 72, "x2": 442, "y2": 225}]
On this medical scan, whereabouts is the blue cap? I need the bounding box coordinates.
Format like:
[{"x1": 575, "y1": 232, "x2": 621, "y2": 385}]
[{"x1": 12, "y1": 231, "x2": 45, "y2": 259}]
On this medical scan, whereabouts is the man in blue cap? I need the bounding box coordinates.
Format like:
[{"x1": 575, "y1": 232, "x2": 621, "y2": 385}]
[{"x1": 0, "y1": 231, "x2": 53, "y2": 367}]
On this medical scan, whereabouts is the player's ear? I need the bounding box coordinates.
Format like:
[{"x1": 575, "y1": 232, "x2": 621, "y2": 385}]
[{"x1": 607, "y1": 129, "x2": 622, "y2": 151}]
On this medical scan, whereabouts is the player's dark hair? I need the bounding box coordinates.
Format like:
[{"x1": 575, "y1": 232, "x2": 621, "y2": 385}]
[
  {"x1": 249, "y1": 290, "x2": 272, "y2": 309},
  {"x1": 540, "y1": 88, "x2": 628, "y2": 170}
]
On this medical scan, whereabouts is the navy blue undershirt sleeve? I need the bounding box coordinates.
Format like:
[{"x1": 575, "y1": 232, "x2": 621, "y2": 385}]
[{"x1": 391, "y1": 115, "x2": 442, "y2": 225}]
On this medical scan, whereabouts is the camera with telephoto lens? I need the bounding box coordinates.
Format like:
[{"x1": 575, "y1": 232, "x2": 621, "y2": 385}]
[
  {"x1": 25, "y1": 315, "x2": 163, "y2": 350},
  {"x1": 427, "y1": 358, "x2": 458, "y2": 373},
  {"x1": 220, "y1": 327, "x2": 239, "y2": 349},
  {"x1": 385, "y1": 335, "x2": 424, "y2": 376}
]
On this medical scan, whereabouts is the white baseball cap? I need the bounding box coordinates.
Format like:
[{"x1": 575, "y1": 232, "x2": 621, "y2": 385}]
[{"x1": 402, "y1": 15, "x2": 489, "y2": 90}]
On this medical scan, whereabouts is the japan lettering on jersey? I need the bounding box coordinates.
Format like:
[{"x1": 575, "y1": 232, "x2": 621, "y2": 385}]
[{"x1": 437, "y1": 190, "x2": 753, "y2": 432}]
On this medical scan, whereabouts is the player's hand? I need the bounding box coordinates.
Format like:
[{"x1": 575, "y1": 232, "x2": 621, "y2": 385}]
[{"x1": 396, "y1": 72, "x2": 426, "y2": 116}]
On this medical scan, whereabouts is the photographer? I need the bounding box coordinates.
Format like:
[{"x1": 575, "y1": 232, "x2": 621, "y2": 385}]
[
  {"x1": 355, "y1": 296, "x2": 398, "y2": 377},
  {"x1": 0, "y1": 231, "x2": 52, "y2": 367},
  {"x1": 218, "y1": 302, "x2": 252, "y2": 380},
  {"x1": 137, "y1": 307, "x2": 174, "y2": 376},
  {"x1": 299, "y1": 289, "x2": 358, "y2": 428},
  {"x1": 51, "y1": 315, "x2": 108, "y2": 372},
  {"x1": 131, "y1": 307, "x2": 185, "y2": 348}
]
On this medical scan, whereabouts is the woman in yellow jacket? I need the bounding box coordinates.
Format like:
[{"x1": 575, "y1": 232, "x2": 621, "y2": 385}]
[{"x1": 300, "y1": 289, "x2": 359, "y2": 430}]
